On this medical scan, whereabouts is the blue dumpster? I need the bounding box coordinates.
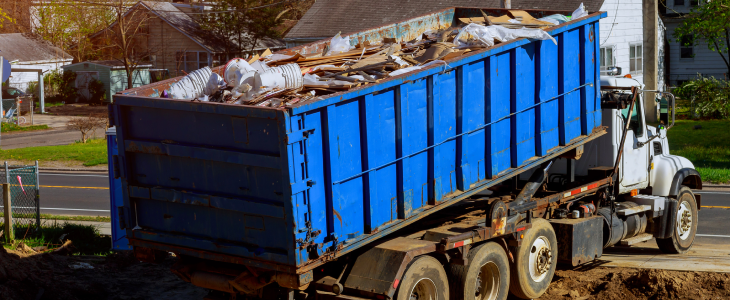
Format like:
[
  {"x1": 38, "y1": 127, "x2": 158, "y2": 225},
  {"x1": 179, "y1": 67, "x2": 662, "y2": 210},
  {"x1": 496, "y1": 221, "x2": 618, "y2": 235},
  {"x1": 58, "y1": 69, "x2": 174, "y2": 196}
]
[
  {"x1": 112, "y1": 7, "x2": 606, "y2": 274},
  {"x1": 107, "y1": 126, "x2": 130, "y2": 250}
]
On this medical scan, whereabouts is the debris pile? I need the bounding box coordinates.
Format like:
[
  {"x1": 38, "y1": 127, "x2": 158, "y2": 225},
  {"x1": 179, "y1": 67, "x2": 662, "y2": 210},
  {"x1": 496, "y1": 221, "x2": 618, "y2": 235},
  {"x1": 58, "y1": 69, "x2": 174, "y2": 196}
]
[{"x1": 163, "y1": 5, "x2": 590, "y2": 108}]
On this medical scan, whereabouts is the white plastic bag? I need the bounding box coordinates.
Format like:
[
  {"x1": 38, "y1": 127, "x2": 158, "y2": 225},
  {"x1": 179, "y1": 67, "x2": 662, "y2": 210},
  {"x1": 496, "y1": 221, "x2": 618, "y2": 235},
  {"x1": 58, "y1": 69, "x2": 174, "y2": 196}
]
[
  {"x1": 538, "y1": 14, "x2": 570, "y2": 25},
  {"x1": 572, "y1": 3, "x2": 588, "y2": 20},
  {"x1": 454, "y1": 24, "x2": 556, "y2": 48},
  {"x1": 326, "y1": 33, "x2": 354, "y2": 56}
]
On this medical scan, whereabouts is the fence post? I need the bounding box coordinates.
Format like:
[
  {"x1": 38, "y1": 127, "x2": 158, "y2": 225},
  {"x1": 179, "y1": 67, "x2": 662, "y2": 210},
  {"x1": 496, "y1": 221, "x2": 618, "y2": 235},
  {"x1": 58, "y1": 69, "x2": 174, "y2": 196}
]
[
  {"x1": 3, "y1": 183, "x2": 12, "y2": 243},
  {"x1": 5, "y1": 161, "x2": 8, "y2": 185},
  {"x1": 34, "y1": 161, "x2": 40, "y2": 230}
]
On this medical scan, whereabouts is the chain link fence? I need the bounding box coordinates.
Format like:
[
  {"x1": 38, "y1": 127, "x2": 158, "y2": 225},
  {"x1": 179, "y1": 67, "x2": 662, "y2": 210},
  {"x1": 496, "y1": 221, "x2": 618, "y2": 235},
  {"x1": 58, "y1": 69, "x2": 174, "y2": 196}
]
[{"x1": 0, "y1": 162, "x2": 40, "y2": 235}]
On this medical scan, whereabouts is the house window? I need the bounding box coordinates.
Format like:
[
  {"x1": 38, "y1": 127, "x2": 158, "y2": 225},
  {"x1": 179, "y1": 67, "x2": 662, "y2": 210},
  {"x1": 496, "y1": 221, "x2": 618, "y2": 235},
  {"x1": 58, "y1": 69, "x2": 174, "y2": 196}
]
[
  {"x1": 629, "y1": 44, "x2": 643, "y2": 75},
  {"x1": 690, "y1": 0, "x2": 699, "y2": 6},
  {"x1": 675, "y1": 0, "x2": 685, "y2": 6},
  {"x1": 176, "y1": 51, "x2": 210, "y2": 73},
  {"x1": 600, "y1": 46, "x2": 615, "y2": 74},
  {"x1": 680, "y1": 35, "x2": 694, "y2": 59}
]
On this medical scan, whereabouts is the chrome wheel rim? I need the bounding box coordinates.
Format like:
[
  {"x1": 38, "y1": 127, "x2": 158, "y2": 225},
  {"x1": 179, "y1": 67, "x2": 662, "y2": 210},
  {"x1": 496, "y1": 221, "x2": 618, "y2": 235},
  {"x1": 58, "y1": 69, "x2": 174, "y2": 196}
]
[
  {"x1": 474, "y1": 261, "x2": 500, "y2": 300},
  {"x1": 676, "y1": 201, "x2": 693, "y2": 240},
  {"x1": 528, "y1": 236, "x2": 552, "y2": 282},
  {"x1": 409, "y1": 278, "x2": 437, "y2": 300}
]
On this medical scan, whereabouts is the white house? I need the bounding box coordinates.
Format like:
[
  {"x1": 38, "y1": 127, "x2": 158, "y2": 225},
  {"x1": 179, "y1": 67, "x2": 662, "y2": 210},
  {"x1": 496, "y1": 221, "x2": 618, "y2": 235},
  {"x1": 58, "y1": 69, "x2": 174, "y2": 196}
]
[
  {"x1": 597, "y1": 0, "x2": 646, "y2": 83},
  {"x1": 0, "y1": 33, "x2": 73, "y2": 92},
  {"x1": 662, "y1": 0, "x2": 727, "y2": 85},
  {"x1": 597, "y1": 0, "x2": 665, "y2": 120}
]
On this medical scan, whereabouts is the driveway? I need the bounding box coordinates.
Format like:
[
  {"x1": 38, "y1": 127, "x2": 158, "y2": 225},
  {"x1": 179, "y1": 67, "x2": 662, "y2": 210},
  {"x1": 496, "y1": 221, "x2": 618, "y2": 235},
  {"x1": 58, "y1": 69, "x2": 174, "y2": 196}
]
[{"x1": 1, "y1": 115, "x2": 106, "y2": 149}]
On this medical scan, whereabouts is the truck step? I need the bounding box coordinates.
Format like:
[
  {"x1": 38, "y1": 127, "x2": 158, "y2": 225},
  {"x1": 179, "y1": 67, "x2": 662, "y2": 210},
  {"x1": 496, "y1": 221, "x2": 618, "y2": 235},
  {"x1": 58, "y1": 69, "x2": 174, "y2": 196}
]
[
  {"x1": 616, "y1": 204, "x2": 651, "y2": 217},
  {"x1": 619, "y1": 233, "x2": 654, "y2": 246}
]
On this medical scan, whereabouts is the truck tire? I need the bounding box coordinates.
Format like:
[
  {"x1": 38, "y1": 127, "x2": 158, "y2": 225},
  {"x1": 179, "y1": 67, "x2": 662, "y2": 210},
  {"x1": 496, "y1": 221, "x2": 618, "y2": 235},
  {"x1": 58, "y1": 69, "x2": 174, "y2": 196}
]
[
  {"x1": 448, "y1": 242, "x2": 510, "y2": 300},
  {"x1": 395, "y1": 255, "x2": 449, "y2": 300},
  {"x1": 657, "y1": 186, "x2": 698, "y2": 254},
  {"x1": 508, "y1": 218, "x2": 557, "y2": 299}
]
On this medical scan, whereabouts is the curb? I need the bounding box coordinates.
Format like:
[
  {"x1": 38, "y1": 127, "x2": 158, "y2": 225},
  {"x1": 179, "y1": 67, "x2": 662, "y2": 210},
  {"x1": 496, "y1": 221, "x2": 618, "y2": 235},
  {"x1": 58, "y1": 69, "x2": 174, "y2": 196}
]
[
  {"x1": 703, "y1": 183, "x2": 730, "y2": 189},
  {"x1": 1, "y1": 128, "x2": 75, "y2": 138}
]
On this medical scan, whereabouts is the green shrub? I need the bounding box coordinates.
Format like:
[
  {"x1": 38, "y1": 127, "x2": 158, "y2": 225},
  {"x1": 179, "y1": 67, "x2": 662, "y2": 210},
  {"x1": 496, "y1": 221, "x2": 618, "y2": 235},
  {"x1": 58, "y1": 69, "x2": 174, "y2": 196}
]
[
  {"x1": 88, "y1": 79, "x2": 106, "y2": 105},
  {"x1": 673, "y1": 75, "x2": 730, "y2": 119}
]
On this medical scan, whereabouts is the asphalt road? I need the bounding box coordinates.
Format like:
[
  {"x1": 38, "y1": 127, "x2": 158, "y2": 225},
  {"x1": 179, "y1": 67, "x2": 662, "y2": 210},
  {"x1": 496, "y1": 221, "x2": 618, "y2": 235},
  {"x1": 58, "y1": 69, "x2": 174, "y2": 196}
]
[
  {"x1": 694, "y1": 190, "x2": 730, "y2": 244},
  {"x1": 37, "y1": 172, "x2": 111, "y2": 217}
]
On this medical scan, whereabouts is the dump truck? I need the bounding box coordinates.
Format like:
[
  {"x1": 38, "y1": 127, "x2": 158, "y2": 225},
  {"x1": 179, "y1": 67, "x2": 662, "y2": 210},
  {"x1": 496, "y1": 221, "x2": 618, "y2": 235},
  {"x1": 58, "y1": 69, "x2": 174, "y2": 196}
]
[{"x1": 109, "y1": 7, "x2": 701, "y2": 300}]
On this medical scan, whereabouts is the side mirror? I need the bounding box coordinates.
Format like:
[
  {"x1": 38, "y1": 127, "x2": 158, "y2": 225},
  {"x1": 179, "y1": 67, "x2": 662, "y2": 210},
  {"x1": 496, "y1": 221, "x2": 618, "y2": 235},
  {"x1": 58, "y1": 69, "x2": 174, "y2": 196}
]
[{"x1": 607, "y1": 66, "x2": 622, "y2": 76}]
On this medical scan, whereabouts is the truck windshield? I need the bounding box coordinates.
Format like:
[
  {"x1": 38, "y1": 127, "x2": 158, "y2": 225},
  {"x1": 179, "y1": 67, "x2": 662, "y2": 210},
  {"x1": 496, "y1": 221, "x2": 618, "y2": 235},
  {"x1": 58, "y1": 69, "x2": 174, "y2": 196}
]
[{"x1": 620, "y1": 96, "x2": 644, "y2": 137}]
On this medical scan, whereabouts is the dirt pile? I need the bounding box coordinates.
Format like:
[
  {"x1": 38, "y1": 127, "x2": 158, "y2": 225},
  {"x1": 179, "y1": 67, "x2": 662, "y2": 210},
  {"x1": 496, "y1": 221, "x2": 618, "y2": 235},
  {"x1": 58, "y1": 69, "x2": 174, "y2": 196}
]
[
  {"x1": 0, "y1": 247, "x2": 206, "y2": 300},
  {"x1": 540, "y1": 267, "x2": 730, "y2": 300}
]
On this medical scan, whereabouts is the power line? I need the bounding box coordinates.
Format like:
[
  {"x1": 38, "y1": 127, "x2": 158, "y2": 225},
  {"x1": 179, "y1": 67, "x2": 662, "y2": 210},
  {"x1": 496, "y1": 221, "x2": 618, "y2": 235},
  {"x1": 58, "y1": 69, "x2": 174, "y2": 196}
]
[
  {"x1": 601, "y1": 0, "x2": 619, "y2": 45},
  {"x1": 43, "y1": 0, "x2": 294, "y2": 14}
]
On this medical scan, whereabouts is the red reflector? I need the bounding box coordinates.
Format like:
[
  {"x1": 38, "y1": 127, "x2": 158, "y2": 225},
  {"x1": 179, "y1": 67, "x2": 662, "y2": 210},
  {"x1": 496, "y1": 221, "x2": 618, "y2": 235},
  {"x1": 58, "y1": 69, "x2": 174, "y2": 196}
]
[
  {"x1": 393, "y1": 279, "x2": 400, "y2": 289},
  {"x1": 453, "y1": 241, "x2": 464, "y2": 248},
  {"x1": 376, "y1": 295, "x2": 386, "y2": 300},
  {"x1": 587, "y1": 183, "x2": 599, "y2": 189},
  {"x1": 516, "y1": 226, "x2": 526, "y2": 232}
]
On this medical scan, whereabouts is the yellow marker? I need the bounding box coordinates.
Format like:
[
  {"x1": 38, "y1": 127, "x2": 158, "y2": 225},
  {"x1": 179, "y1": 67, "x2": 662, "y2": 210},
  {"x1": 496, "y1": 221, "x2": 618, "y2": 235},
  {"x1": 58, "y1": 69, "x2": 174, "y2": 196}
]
[{"x1": 40, "y1": 185, "x2": 108, "y2": 190}]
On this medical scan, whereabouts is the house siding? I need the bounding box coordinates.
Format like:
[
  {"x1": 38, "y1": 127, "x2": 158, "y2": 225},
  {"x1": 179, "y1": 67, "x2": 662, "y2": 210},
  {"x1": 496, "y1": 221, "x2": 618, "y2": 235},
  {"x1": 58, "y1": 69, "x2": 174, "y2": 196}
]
[
  {"x1": 598, "y1": 0, "x2": 645, "y2": 84},
  {"x1": 663, "y1": 18, "x2": 728, "y2": 85},
  {"x1": 146, "y1": 16, "x2": 210, "y2": 78}
]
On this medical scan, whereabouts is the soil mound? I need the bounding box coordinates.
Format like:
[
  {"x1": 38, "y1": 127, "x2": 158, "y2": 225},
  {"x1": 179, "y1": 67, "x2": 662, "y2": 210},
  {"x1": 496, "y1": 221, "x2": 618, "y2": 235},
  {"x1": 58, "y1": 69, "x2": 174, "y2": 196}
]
[{"x1": 541, "y1": 267, "x2": 730, "y2": 300}]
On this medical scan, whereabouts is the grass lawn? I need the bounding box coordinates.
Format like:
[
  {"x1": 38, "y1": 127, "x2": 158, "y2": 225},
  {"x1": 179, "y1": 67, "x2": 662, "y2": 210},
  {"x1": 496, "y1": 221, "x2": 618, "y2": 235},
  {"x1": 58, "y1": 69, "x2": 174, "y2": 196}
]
[
  {"x1": 667, "y1": 119, "x2": 730, "y2": 183},
  {"x1": 0, "y1": 213, "x2": 110, "y2": 223},
  {"x1": 0, "y1": 138, "x2": 107, "y2": 166},
  {"x1": 1, "y1": 122, "x2": 49, "y2": 133},
  {"x1": 1, "y1": 222, "x2": 111, "y2": 255}
]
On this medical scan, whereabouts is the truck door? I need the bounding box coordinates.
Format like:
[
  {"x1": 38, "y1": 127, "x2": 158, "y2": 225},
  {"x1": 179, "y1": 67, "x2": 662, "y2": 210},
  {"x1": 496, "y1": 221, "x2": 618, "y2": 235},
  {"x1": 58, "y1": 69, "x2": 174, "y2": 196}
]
[{"x1": 619, "y1": 96, "x2": 650, "y2": 191}]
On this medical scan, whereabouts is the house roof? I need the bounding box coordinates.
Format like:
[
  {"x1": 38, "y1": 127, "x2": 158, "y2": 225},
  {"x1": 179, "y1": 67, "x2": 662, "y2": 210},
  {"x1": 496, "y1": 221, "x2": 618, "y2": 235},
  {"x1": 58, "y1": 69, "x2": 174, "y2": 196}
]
[
  {"x1": 139, "y1": 1, "x2": 285, "y2": 52},
  {"x1": 0, "y1": 33, "x2": 72, "y2": 63},
  {"x1": 286, "y1": 0, "x2": 605, "y2": 39},
  {"x1": 63, "y1": 60, "x2": 153, "y2": 70},
  {"x1": 140, "y1": 1, "x2": 228, "y2": 53}
]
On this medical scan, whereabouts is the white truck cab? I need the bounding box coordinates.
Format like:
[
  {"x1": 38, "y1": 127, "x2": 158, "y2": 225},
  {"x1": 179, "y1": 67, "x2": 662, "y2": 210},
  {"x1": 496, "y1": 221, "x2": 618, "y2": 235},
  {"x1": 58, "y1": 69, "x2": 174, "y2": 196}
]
[{"x1": 598, "y1": 76, "x2": 700, "y2": 197}]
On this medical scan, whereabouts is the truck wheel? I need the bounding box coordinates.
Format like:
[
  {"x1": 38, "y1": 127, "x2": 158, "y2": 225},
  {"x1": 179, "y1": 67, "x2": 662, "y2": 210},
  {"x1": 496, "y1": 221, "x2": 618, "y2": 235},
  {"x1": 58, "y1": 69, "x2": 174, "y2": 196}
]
[
  {"x1": 395, "y1": 255, "x2": 449, "y2": 300},
  {"x1": 509, "y1": 218, "x2": 557, "y2": 299},
  {"x1": 657, "y1": 186, "x2": 698, "y2": 254},
  {"x1": 448, "y1": 242, "x2": 509, "y2": 300}
]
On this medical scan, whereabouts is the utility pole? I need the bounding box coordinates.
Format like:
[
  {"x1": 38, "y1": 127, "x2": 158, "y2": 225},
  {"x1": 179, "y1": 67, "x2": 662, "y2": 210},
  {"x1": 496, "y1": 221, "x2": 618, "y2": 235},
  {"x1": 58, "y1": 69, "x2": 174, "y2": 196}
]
[{"x1": 643, "y1": 0, "x2": 659, "y2": 122}]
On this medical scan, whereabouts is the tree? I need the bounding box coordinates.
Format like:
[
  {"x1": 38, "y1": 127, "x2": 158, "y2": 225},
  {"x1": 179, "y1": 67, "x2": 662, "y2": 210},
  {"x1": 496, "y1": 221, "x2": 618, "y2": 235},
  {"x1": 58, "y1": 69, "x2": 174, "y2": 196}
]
[
  {"x1": 674, "y1": 0, "x2": 730, "y2": 75},
  {"x1": 0, "y1": 0, "x2": 23, "y2": 33},
  {"x1": 67, "y1": 114, "x2": 108, "y2": 143},
  {"x1": 0, "y1": 7, "x2": 14, "y2": 28},
  {"x1": 199, "y1": 1, "x2": 244, "y2": 59},
  {"x1": 94, "y1": 0, "x2": 158, "y2": 89},
  {"x1": 199, "y1": 0, "x2": 314, "y2": 57},
  {"x1": 33, "y1": 0, "x2": 115, "y2": 62}
]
